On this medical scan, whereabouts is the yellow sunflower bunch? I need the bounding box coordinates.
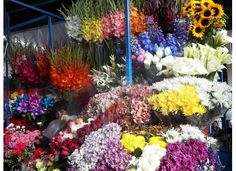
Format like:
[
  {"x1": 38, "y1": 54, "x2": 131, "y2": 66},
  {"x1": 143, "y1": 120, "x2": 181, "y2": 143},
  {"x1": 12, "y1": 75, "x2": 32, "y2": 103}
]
[
  {"x1": 148, "y1": 85, "x2": 206, "y2": 116},
  {"x1": 182, "y1": 0, "x2": 225, "y2": 38}
]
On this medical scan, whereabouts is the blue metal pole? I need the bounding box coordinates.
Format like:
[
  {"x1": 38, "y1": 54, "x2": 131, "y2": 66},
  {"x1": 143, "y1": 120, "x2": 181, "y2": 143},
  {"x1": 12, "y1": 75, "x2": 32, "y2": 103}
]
[
  {"x1": 4, "y1": 12, "x2": 11, "y2": 126},
  {"x1": 9, "y1": 0, "x2": 64, "y2": 20},
  {"x1": 10, "y1": 15, "x2": 48, "y2": 30},
  {"x1": 124, "y1": 0, "x2": 132, "y2": 85},
  {"x1": 9, "y1": 0, "x2": 58, "y2": 14},
  {"x1": 48, "y1": 16, "x2": 54, "y2": 50}
]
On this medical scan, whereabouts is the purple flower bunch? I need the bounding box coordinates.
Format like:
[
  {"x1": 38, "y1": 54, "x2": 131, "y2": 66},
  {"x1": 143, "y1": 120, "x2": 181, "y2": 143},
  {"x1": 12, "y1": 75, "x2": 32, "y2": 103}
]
[
  {"x1": 14, "y1": 93, "x2": 55, "y2": 117},
  {"x1": 131, "y1": 37, "x2": 146, "y2": 63},
  {"x1": 95, "y1": 139, "x2": 132, "y2": 171},
  {"x1": 208, "y1": 149, "x2": 224, "y2": 171},
  {"x1": 158, "y1": 139, "x2": 209, "y2": 171},
  {"x1": 79, "y1": 123, "x2": 122, "y2": 169},
  {"x1": 173, "y1": 18, "x2": 190, "y2": 48},
  {"x1": 147, "y1": 24, "x2": 166, "y2": 47}
]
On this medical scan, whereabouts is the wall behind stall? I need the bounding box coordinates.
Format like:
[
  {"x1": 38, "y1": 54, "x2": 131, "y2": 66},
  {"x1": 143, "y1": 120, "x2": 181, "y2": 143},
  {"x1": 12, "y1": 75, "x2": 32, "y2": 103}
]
[{"x1": 10, "y1": 21, "x2": 68, "y2": 47}]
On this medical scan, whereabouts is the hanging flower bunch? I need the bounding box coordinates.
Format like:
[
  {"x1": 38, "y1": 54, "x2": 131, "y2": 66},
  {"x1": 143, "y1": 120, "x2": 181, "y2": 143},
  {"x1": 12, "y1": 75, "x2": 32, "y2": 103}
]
[
  {"x1": 49, "y1": 47, "x2": 92, "y2": 91},
  {"x1": 148, "y1": 85, "x2": 206, "y2": 116},
  {"x1": 130, "y1": 5, "x2": 146, "y2": 34},
  {"x1": 9, "y1": 41, "x2": 50, "y2": 85},
  {"x1": 182, "y1": 0, "x2": 226, "y2": 38},
  {"x1": 102, "y1": 0, "x2": 125, "y2": 39}
]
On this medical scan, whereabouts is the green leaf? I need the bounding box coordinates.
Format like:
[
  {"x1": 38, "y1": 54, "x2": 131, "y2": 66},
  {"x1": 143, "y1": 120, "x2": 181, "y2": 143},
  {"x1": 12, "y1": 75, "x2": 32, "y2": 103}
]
[{"x1": 133, "y1": 147, "x2": 142, "y2": 158}]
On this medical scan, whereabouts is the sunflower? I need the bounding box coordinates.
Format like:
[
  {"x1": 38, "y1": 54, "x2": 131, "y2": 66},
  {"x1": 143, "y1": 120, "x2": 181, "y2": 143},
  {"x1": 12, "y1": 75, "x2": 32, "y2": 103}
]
[
  {"x1": 182, "y1": 3, "x2": 192, "y2": 16},
  {"x1": 213, "y1": 19, "x2": 225, "y2": 28},
  {"x1": 201, "y1": 0, "x2": 214, "y2": 7},
  {"x1": 211, "y1": 3, "x2": 224, "y2": 18},
  {"x1": 201, "y1": 8, "x2": 214, "y2": 18},
  {"x1": 199, "y1": 17, "x2": 211, "y2": 27},
  {"x1": 192, "y1": 23, "x2": 205, "y2": 38},
  {"x1": 193, "y1": 14, "x2": 201, "y2": 22}
]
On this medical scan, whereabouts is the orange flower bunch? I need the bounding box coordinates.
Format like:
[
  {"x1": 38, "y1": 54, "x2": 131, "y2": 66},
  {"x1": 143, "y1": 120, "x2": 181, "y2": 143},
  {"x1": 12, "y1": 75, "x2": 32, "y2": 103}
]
[
  {"x1": 130, "y1": 5, "x2": 146, "y2": 34},
  {"x1": 49, "y1": 47, "x2": 92, "y2": 91}
]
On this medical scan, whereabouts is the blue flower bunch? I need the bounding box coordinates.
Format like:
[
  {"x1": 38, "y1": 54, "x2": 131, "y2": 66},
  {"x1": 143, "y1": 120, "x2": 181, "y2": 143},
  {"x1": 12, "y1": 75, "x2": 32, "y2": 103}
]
[
  {"x1": 138, "y1": 31, "x2": 155, "y2": 53},
  {"x1": 147, "y1": 25, "x2": 166, "y2": 47},
  {"x1": 41, "y1": 96, "x2": 55, "y2": 108},
  {"x1": 173, "y1": 18, "x2": 190, "y2": 48},
  {"x1": 166, "y1": 34, "x2": 178, "y2": 56},
  {"x1": 131, "y1": 37, "x2": 143, "y2": 56}
]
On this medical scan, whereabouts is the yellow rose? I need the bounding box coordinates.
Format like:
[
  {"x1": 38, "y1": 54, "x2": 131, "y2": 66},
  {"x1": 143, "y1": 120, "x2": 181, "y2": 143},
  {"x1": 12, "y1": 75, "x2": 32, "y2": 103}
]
[
  {"x1": 149, "y1": 136, "x2": 167, "y2": 148},
  {"x1": 10, "y1": 92, "x2": 19, "y2": 99}
]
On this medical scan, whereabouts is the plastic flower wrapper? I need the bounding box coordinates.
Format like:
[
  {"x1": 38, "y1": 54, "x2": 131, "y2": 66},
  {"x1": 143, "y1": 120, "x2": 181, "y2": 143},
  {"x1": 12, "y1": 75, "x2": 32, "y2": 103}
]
[
  {"x1": 151, "y1": 76, "x2": 231, "y2": 127},
  {"x1": 128, "y1": 144, "x2": 166, "y2": 171},
  {"x1": 184, "y1": 43, "x2": 231, "y2": 80}
]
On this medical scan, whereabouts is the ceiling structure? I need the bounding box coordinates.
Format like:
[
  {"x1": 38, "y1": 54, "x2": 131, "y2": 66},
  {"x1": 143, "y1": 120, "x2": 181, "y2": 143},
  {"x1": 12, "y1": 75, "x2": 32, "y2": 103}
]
[{"x1": 5, "y1": 0, "x2": 232, "y2": 32}]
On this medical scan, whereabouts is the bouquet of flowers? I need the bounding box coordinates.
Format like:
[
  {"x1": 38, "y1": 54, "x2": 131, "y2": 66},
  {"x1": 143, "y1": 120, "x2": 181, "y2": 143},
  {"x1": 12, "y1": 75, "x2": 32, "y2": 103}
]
[
  {"x1": 4, "y1": 126, "x2": 42, "y2": 168},
  {"x1": 149, "y1": 76, "x2": 232, "y2": 127},
  {"x1": 9, "y1": 91, "x2": 55, "y2": 122},
  {"x1": 49, "y1": 47, "x2": 92, "y2": 91},
  {"x1": 9, "y1": 40, "x2": 50, "y2": 85},
  {"x1": 182, "y1": 0, "x2": 226, "y2": 39},
  {"x1": 65, "y1": 122, "x2": 222, "y2": 171}
]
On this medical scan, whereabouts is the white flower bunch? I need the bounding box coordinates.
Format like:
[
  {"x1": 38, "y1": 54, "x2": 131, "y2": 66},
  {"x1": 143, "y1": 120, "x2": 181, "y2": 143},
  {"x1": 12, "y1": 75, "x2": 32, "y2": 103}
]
[
  {"x1": 68, "y1": 149, "x2": 90, "y2": 171},
  {"x1": 65, "y1": 16, "x2": 82, "y2": 42},
  {"x1": 184, "y1": 43, "x2": 231, "y2": 74},
  {"x1": 163, "y1": 124, "x2": 217, "y2": 147},
  {"x1": 207, "y1": 29, "x2": 232, "y2": 48},
  {"x1": 152, "y1": 76, "x2": 232, "y2": 110},
  {"x1": 128, "y1": 145, "x2": 166, "y2": 171},
  {"x1": 159, "y1": 56, "x2": 208, "y2": 77}
]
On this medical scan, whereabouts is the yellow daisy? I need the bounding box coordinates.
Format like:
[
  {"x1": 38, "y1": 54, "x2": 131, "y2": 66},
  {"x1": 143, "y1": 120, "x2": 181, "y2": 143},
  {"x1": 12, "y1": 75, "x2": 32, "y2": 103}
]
[
  {"x1": 192, "y1": 23, "x2": 205, "y2": 38},
  {"x1": 211, "y1": 3, "x2": 224, "y2": 18}
]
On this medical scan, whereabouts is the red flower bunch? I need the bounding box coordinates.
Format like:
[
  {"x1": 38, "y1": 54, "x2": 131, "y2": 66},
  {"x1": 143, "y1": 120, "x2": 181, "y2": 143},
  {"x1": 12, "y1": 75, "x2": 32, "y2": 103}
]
[
  {"x1": 36, "y1": 52, "x2": 50, "y2": 78},
  {"x1": 49, "y1": 47, "x2": 92, "y2": 91},
  {"x1": 33, "y1": 147, "x2": 47, "y2": 159},
  {"x1": 50, "y1": 115, "x2": 107, "y2": 157},
  {"x1": 10, "y1": 117, "x2": 38, "y2": 131},
  {"x1": 4, "y1": 128, "x2": 42, "y2": 160}
]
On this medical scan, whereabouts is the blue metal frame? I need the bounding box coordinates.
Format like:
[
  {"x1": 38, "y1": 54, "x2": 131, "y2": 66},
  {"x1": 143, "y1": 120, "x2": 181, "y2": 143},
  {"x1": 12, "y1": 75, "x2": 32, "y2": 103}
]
[
  {"x1": 10, "y1": 15, "x2": 48, "y2": 30},
  {"x1": 4, "y1": 0, "x2": 64, "y2": 126},
  {"x1": 48, "y1": 16, "x2": 54, "y2": 50},
  {"x1": 9, "y1": 0, "x2": 64, "y2": 20},
  {"x1": 4, "y1": 11, "x2": 11, "y2": 126},
  {"x1": 124, "y1": 0, "x2": 132, "y2": 85},
  {"x1": 9, "y1": 0, "x2": 58, "y2": 14}
]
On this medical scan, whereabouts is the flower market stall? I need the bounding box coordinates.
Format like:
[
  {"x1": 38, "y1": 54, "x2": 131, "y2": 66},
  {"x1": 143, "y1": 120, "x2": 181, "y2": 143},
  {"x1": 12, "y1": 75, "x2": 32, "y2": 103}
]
[{"x1": 4, "y1": 0, "x2": 232, "y2": 170}]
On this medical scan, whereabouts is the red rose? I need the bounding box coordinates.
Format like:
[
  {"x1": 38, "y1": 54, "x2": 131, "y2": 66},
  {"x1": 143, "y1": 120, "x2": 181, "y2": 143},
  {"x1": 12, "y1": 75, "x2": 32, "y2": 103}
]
[
  {"x1": 33, "y1": 148, "x2": 45, "y2": 159},
  {"x1": 77, "y1": 128, "x2": 84, "y2": 137},
  {"x1": 61, "y1": 150, "x2": 69, "y2": 156},
  {"x1": 83, "y1": 125, "x2": 91, "y2": 135}
]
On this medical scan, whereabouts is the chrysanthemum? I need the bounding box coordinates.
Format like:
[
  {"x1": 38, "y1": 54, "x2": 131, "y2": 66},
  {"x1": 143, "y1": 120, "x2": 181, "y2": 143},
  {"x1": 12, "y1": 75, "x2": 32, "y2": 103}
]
[
  {"x1": 211, "y1": 3, "x2": 224, "y2": 18},
  {"x1": 192, "y1": 23, "x2": 205, "y2": 38}
]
